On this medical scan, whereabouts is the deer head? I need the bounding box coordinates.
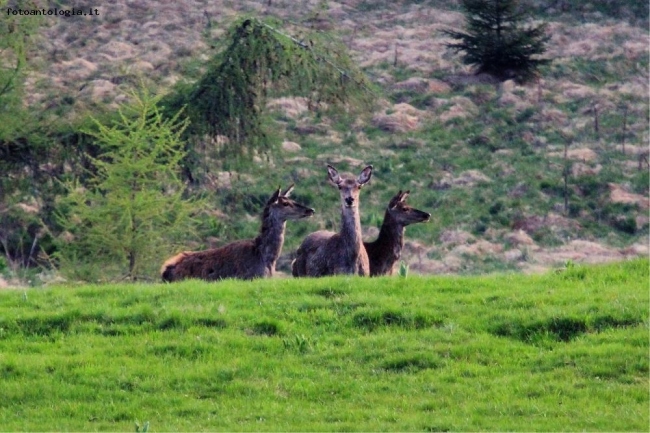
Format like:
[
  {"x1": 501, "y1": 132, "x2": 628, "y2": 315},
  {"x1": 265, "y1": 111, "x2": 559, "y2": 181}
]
[
  {"x1": 327, "y1": 164, "x2": 373, "y2": 208},
  {"x1": 267, "y1": 184, "x2": 315, "y2": 221},
  {"x1": 387, "y1": 190, "x2": 431, "y2": 225}
]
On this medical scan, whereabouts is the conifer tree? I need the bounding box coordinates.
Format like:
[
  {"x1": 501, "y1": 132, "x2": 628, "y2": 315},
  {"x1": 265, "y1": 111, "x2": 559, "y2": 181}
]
[
  {"x1": 54, "y1": 89, "x2": 204, "y2": 281},
  {"x1": 443, "y1": 0, "x2": 550, "y2": 83},
  {"x1": 161, "y1": 17, "x2": 375, "y2": 175}
]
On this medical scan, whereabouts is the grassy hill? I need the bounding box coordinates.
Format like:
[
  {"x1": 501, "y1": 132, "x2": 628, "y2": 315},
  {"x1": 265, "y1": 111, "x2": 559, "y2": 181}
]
[
  {"x1": 1, "y1": 0, "x2": 648, "y2": 284},
  {"x1": 0, "y1": 259, "x2": 647, "y2": 430}
]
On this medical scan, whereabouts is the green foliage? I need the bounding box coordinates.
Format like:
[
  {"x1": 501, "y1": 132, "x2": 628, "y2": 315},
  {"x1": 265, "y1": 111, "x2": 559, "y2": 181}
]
[
  {"x1": 54, "y1": 89, "x2": 204, "y2": 281},
  {"x1": 443, "y1": 0, "x2": 550, "y2": 83},
  {"x1": 0, "y1": 0, "x2": 42, "y2": 140},
  {"x1": 0, "y1": 260, "x2": 646, "y2": 430},
  {"x1": 0, "y1": 1, "x2": 52, "y2": 272},
  {"x1": 135, "y1": 421, "x2": 149, "y2": 432},
  {"x1": 161, "y1": 17, "x2": 375, "y2": 171},
  {"x1": 398, "y1": 260, "x2": 409, "y2": 278}
]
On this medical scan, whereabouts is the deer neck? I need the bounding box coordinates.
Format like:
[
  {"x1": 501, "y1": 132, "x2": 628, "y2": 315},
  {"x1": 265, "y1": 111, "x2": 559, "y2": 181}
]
[
  {"x1": 340, "y1": 204, "x2": 363, "y2": 253},
  {"x1": 376, "y1": 210, "x2": 405, "y2": 260},
  {"x1": 255, "y1": 208, "x2": 286, "y2": 271}
]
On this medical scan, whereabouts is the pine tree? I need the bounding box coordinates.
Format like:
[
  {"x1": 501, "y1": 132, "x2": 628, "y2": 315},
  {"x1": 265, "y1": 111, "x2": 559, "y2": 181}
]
[{"x1": 443, "y1": 0, "x2": 550, "y2": 84}]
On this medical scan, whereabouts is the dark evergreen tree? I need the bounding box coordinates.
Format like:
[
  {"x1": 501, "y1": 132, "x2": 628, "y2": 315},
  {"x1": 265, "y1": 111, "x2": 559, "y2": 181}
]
[
  {"x1": 161, "y1": 17, "x2": 375, "y2": 177},
  {"x1": 443, "y1": 0, "x2": 550, "y2": 83}
]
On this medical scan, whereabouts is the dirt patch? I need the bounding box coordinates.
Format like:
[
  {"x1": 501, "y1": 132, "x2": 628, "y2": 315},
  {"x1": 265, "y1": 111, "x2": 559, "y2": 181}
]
[
  {"x1": 453, "y1": 170, "x2": 491, "y2": 186},
  {"x1": 614, "y1": 144, "x2": 649, "y2": 156},
  {"x1": 513, "y1": 213, "x2": 580, "y2": 235},
  {"x1": 621, "y1": 243, "x2": 650, "y2": 257},
  {"x1": 504, "y1": 230, "x2": 537, "y2": 248},
  {"x1": 609, "y1": 184, "x2": 650, "y2": 209},
  {"x1": 393, "y1": 77, "x2": 429, "y2": 92},
  {"x1": 548, "y1": 147, "x2": 599, "y2": 162},
  {"x1": 372, "y1": 103, "x2": 425, "y2": 132},
  {"x1": 52, "y1": 58, "x2": 98, "y2": 82},
  {"x1": 281, "y1": 141, "x2": 302, "y2": 153},
  {"x1": 434, "y1": 169, "x2": 492, "y2": 189},
  {"x1": 15, "y1": 201, "x2": 40, "y2": 214},
  {"x1": 315, "y1": 154, "x2": 366, "y2": 167},
  {"x1": 560, "y1": 82, "x2": 596, "y2": 100},
  {"x1": 451, "y1": 240, "x2": 503, "y2": 256},
  {"x1": 531, "y1": 240, "x2": 624, "y2": 266},
  {"x1": 572, "y1": 162, "x2": 602, "y2": 177},
  {"x1": 267, "y1": 97, "x2": 309, "y2": 119},
  {"x1": 80, "y1": 79, "x2": 116, "y2": 101},
  {"x1": 438, "y1": 96, "x2": 478, "y2": 123},
  {"x1": 392, "y1": 77, "x2": 451, "y2": 95},
  {"x1": 410, "y1": 258, "x2": 448, "y2": 275}
]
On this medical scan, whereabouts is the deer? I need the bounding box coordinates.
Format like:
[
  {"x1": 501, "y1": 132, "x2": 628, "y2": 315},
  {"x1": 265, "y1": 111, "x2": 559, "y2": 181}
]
[
  {"x1": 292, "y1": 164, "x2": 373, "y2": 277},
  {"x1": 363, "y1": 190, "x2": 431, "y2": 276},
  {"x1": 161, "y1": 184, "x2": 314, "y2": 282}
]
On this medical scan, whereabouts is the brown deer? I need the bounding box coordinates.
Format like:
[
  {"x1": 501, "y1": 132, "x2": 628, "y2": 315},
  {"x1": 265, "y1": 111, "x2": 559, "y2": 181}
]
[
  {"x1": 292, "y1": 164, "x2": 373, "y2": 277},
  {"x1": 161, "y1": 185, "x2": 314, "y2": 282},
  {"x1": 363, "y1": 190, "x2": 431, "y2": 276}
]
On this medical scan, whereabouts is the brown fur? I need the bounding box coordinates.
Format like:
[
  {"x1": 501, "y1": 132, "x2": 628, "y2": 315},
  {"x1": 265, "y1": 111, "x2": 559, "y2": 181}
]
[
  {"x1": 161, "y1": 185, "x2": 314, "y2": 282},
  {"x1": 292, "y1": 164, "x2": 373, "y2": 277},
  {"x1": 363, "y1": 190, "x2": 431, "y2": 276}
]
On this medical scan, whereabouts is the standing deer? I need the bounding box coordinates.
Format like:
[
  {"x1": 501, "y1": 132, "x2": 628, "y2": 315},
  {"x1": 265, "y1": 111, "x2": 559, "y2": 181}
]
[
  {"x1": 292, "y1": 164, "x2": 373, "y2": 277},
  {"x1": 161, "y1": 185, "x2": 314, "y2": 282},
  {"x1": 363, "y1": 190, "x2": 431, "y2": 276}
]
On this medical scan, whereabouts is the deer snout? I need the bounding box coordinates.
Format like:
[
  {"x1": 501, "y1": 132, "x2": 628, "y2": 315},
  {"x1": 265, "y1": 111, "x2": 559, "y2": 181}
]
[
  {"x1": 305, "y1": 207, "x2": 315, "y2": 217},
  {"x1": 345, "y1": 197, "x2": 354, "y2": 207}
]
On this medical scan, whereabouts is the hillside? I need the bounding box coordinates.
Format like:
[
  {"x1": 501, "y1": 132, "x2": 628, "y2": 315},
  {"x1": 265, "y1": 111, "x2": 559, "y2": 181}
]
[{"x1": 2, "y1": 0, "x2": 649, "y2": 282}]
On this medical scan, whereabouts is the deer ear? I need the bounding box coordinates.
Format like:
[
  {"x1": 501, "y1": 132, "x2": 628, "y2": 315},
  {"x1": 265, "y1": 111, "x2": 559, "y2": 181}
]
[
  {"x1": 357, "y1": 165, "x2": 373, "y2": 186},
  {"x1": 389, "y1": 190, "x2": 402, "y2": 209},
  {"x1": 282, "y1": 184, "x2": 295, "y2": 197},
  {"x1": 400, "y1": 190, "x2": 410, "y2": 202},
  {"x1": 268, "y1": 186, "x2": 282, "y2": 204},
  {"x1": 327, "y1": 164, "x2": 341, "y2": 185}
]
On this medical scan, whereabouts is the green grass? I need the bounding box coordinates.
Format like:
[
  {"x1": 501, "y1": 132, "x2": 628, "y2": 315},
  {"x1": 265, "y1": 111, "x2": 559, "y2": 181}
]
[{"x1": 0, "y1": 259, "x2": 647, "y2": 431}]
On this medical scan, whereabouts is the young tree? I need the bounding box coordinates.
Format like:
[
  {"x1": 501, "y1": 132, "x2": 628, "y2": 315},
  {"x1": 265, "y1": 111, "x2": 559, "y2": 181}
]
[
  {"x1": 0, "y1": 0, "x2": 41, "y2": 138},
  {"x1": 0, "y1": 1, "x2": 48, "y2": 273},
  {"x1": 443, "y1": 0, "x2": 550, "y2": 84},
  {"x1": 54, "y1": 88, "x2": 204, "y2": 282}
]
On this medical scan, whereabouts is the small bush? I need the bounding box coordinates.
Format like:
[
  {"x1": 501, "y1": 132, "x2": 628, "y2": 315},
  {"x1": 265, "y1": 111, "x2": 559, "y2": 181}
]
[{"x1": 611, "y1": 216, "x2": 637, "y2": 234}]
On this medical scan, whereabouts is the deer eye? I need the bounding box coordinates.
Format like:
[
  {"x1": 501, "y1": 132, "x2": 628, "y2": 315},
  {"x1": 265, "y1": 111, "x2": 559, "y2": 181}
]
[{"x1": 282, "y1": 201, "x2": 290, "y2": 206}]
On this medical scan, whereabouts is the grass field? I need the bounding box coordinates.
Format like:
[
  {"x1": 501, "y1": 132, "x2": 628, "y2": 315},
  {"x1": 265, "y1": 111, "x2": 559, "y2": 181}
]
[{"x1": 0, "y1": 259, "x2": 648, "y2": 431}]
